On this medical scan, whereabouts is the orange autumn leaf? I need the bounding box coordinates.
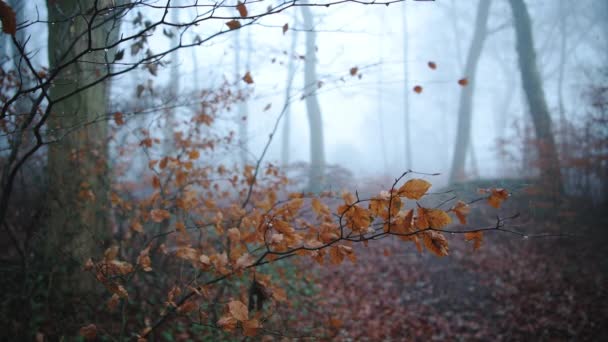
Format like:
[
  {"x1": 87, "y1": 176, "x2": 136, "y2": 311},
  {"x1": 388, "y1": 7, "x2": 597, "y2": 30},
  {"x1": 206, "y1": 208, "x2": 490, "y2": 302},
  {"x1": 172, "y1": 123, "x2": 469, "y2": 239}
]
[
  {"x1": 217, "y1": 314, "x2": 237, "y2": 332},
  {"x1": 242, "y1": 319, "x2": 261, "y2": 337},
  {"x1": 235, "y1": 253, "x2": 255, "y2": 270},
  {"x1": 137, "y1": 246, "x2": 152, "y2": 272},
  {"x1": 451, "y1": 200, "x2": 470, "y2": 224},
  {"x1": 423, "y1": 231, "x2": 449, "y2": 257},
  {"x1": 159, "y1": 156, "x2": 169, "y2": 169},
  {"x1": 225, "y1": 20, "x2": 241, "y2": 30},
  {"x1": 152, "y1": 175, "x2": 160, "y2": 189},
  {"x1": 175, "y1": 246, "x2": 199, "y2": 262},
  {"x1": 236, "y1": 1, "x2": 248, "y2": 17},
  {"x1": 424, "y1": 208, "x2": 452, "y2": 229},
  {"x1": 458, "y1": 78, "x2": 469, "y2": 86},
  {"x1": 242, "y1": 71, "x2": 254, "y2": 84},
  {"x1": 188, "y1": 149, "x2": 200, "y2": 160},
  {"x1": 464, "y1": 231, "x2": 483, "y2": 250},
  {"x1": 488, "y1": 188, "x2": 509, "y2": 208},
  {"x1": 311, "y1": 197, "x2": 331, "y2": 217},
  {"x1": 427, "y1": 61, "x2": 437, "y2": 70},
  {"x1": 398, "y1": 178, "x2": 431, "y2": 200},
  {"x1": 113, "y1": 111, "x2": 125, "y2": 125},
  {"x1": 228, "y1": 300, "x2": 248, "y2": 321},
  {"x1": 150, "y1": 208, "x2": 170, "y2": 222},
  {"x1": 413, "y1": 85, "x2": 423, "y2": 94},
  {"x1": 415, "y1": 207, "x2": 429, "y2": 229},
  {"x1": 130, "y1": 220, "x2": 144, "y2": 233}
]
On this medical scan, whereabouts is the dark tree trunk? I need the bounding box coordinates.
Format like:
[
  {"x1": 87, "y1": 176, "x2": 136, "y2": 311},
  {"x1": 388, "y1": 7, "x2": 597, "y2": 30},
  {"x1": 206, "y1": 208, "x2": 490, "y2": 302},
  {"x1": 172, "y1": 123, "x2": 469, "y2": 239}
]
[{"x1": 508, "y1": 0, "x2": 563, "y2": 195}]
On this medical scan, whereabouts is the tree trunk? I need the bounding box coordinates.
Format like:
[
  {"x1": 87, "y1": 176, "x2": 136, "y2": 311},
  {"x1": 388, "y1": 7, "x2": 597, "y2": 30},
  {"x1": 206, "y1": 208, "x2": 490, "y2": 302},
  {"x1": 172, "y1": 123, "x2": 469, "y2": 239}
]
[
  {"x1": 449, "y1": 0, "x2": 491, "y2": 184},
  {"x1": 301, "y1": 3, "x2": 325, "y2": 193},
  {"x1": 508, "y1": 0, "x2": 563, "y2": 195},
  {"x1": 46, "y1": 0, "x2": 122, "y2": 280},
  {"x1": 281, "y1": 11, "x2": 299, "y2": 168},
  {"x1": 402, "y1": 1, "x2": 412, "y2": 170}
]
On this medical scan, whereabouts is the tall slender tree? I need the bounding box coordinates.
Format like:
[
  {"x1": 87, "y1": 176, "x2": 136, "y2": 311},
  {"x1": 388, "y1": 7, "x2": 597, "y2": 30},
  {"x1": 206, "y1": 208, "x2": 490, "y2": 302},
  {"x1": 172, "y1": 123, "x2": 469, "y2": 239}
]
[
  {"x1": 301, "y1": 2, "x2": 325, "y2": 192},
  {"x1": 402, "y1": 1, "x2": 412, "y2": 170},
  {"x1": 449, "y1": 0, "x2": 491, "y2": 184},
  {"x1": 508, "y1": 0, "x2": 562, "y2": 194},
  {"x1": 281, "y1": 12, "x2": 299, "y2": 168}
]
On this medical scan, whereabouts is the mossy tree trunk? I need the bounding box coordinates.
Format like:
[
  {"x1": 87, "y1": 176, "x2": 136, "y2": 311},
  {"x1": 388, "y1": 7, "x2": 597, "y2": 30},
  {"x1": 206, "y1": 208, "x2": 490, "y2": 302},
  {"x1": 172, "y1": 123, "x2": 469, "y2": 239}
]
[{"x1": 46, "y1": 0, "x2": 123, "y2": 290}]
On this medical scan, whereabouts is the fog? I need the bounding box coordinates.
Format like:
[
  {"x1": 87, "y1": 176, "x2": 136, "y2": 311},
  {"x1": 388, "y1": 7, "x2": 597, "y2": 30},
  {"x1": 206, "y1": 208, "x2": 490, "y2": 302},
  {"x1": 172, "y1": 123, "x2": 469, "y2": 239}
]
[{"x1": 9, "y1": 0, "x2": 605, "y2": 188}]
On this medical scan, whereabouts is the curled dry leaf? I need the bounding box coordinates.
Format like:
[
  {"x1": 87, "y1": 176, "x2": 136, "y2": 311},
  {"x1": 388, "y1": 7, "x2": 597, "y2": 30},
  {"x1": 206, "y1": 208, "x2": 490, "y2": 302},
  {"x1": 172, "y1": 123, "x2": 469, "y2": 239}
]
[
  {"x1": 242, "y1": 71, "x2": 254, "y2": 84},
  {"x1": 488, "y1": 188, "x2": 509, "y2": 208},
  {"x1": 423, "y1": 231, "x2": 449, "y2": 257},
  {"x1": 452, "y1": 200, "x2": 471, "y2": 224},
  {"x1": 428, "y1": 61, "x2": 437, "y2": 69},
  {"x1": 413, "y1": 85, "x2": 423, "y2": 94},
  {"x1": 458, "y1": 78, "x2": 469, "y2": 86},
  {"x1": 282, "y1": 23, "x2": 288, "y2": 34},
  {"x1": 350, "y1": 67, "x2": 358, "y2": 76},
  {"x1": 236, "y1": 1, "x2": 248, "y2": 17},
  {"x1": 464, "y1": 231, "x2": 483, "y2": 250},
  {"x1": 0, "y1": 1, "x2": 16, "y2": 35},
  {"x1": 226, "y1": 20, "x2": 241, "y2": 30}
]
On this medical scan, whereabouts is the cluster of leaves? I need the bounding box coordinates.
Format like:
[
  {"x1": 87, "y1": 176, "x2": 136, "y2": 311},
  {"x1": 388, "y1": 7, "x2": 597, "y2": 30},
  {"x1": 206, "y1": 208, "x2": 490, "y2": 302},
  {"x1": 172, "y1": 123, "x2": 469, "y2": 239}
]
[{"x1": 87, "y1": 97, "x2": 514, "y2": 340}]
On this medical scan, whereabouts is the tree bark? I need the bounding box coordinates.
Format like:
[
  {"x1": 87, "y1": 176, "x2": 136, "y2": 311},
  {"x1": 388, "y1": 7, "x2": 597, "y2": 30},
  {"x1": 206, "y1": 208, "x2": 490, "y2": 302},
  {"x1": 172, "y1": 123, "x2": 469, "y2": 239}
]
[
  {"x1": 449, "y1": 0, "x2": 491, "y2": 184},
  {"x1": 46, "y1": 0, "x2": 123, "y2": 277},
  {"x1": 301, "y1": 3, "x2": 325, "y2": 193},
  {"x1": 508, "y1": 0, "x2": 563, "y2": 194}
]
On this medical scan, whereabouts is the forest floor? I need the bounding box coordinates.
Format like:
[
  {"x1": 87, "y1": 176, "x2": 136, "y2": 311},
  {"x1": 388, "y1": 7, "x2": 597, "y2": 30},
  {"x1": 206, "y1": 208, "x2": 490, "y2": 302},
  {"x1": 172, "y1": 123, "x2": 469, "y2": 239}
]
[{"x1": 310, "y1": 184, "x2": 608, "y2": 341}]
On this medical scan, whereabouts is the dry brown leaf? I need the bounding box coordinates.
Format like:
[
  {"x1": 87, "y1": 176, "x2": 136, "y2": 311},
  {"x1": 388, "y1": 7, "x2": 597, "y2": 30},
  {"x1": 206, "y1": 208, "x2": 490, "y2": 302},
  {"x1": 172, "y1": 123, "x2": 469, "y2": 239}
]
[
  {"x1": 0, "y1": 1, "x2": 16, "y2": 35},
  {"x1": 226, "y1": 20, "x2": 241, "y2": 30},
  {"x1": 242, "y1": 71, "x2": 254, "y2": 84},
  {"x1": 228, "y1": 300, "x2": 249, "y2": 321},
  {"x1": 236, "y1": 1, "x2": 248, "y2": 17},
  {"x1": 398, "y1": 179, "x2": 431, "y2": 200},
  {"x1": 150, "y1": 209, "x2": 170, "y2": 222}
]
